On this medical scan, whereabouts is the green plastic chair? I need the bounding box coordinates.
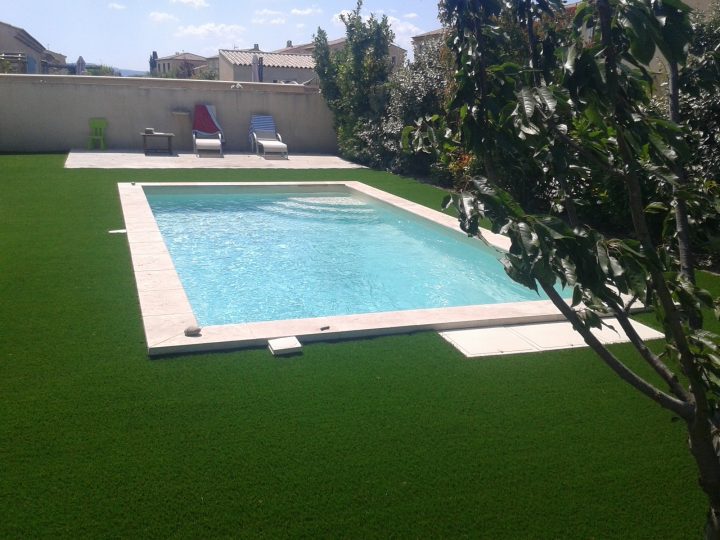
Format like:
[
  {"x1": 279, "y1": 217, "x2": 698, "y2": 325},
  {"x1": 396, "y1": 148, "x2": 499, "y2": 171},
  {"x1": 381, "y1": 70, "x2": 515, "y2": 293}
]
[{"x1": 87, "y1": 118, "x2": 107, "y2": 150}]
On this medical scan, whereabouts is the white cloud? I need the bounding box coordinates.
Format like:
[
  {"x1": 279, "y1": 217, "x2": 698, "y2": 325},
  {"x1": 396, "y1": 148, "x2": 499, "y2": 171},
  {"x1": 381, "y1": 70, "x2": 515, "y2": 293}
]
[
  {"x1": 388, "y1": 16, "x2": 422, "y2": 52},
  {"x1": 291, "y1": 7, "x2": 323, "y2": 16},
  {"x1": 296, "y1": 23, "x2": 306, "y2": 29},
  {"x1": 403, "y1": 12, "x2": 419, "y2": 19},
  {"x1": 108, "y1": 3, "x2": 126, "y2": 10},
  {"x1": 176, "y1": 22, "x2": 245, "y2": 40},
  {"x1": 149, "y1": 11, "x2": 178, "y2": 22},
  {"x1": 250, "y1": 17, "x2": 285, "y2": 26},
  {"x1": 332, "y1": 10, "x2": 353, "y2": 26},
  {"x1": 170, "y1": 0, "x2": 209, "y2": 8},
  {"x1": 252, "y1": 11, "x2": 287, "y2": 25}
]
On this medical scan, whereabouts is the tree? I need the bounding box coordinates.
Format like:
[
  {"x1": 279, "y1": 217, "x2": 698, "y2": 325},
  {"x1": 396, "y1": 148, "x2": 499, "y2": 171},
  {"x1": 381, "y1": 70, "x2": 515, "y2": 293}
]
[
  {"x1": 415, "y1": 0, "x2": 720, "y2": 535},
  {"x1": 149, "y1": 51, "x2": 158, "y2": 74},
  {"x1": 680, "y1": 2, "x2": 720, "y2": 184},
  {"x1": 86, "y1": 65, "x2": 120, "y2": 76},
  {"x1": 312, "y1": 0, "x2": 394, "y2": 163},
  {"x1": 675, "y1": 3, "x2": 720, "y2": 271}
]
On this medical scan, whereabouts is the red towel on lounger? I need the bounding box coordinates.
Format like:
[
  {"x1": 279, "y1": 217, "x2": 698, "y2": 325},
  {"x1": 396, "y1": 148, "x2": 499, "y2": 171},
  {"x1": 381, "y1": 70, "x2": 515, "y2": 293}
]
[{"x1": 193, "y1": 104, "x2": 222, "y2": 137}]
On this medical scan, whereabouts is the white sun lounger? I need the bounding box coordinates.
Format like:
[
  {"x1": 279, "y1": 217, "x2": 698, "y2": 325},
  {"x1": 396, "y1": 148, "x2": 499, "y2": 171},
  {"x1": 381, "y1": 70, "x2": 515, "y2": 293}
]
[
  {"x1": 193, "y1": 104, "x2": 224, "y2": 157},
  {"x1": 249, "y1": 116, "x2": 288, "y2": 159}
]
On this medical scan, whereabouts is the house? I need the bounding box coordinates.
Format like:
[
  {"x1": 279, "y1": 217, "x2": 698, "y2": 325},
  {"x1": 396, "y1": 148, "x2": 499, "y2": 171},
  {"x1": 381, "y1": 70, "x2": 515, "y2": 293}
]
[
  {"x1": 411, "y1": 28, "x2": 447, "y2": 56},
  {"x1": 153, "y1": 52, "x2": 207, "y2": 77},
  {"x1": 218, "y1": 47, "x2": 316, "y2": 84},
  {"x1": 274, "y1": 37, "x2": 407, "y2": 71},
  {"x1": 0, "y1": 20, "x2": 65, "y2": 74}
]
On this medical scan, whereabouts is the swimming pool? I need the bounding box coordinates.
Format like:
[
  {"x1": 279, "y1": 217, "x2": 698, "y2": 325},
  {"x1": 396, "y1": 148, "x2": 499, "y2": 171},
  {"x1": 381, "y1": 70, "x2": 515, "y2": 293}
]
[
  {"x1": 145, "y1": 185, "x2": 547, "y2": 326},
  {"x1": 119, "y1": 182, "x2": 568, "y2": 355}
]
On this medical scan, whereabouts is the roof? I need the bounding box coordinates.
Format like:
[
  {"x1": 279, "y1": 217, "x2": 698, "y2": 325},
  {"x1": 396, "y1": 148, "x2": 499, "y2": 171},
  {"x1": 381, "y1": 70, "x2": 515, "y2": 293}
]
[
  {"x1": 0, "y1": 20, "x2": 46, "y2": 53},
  {"x1": 273, "y1": 41, "x2": 315, "y2": 54},
  {"x1": 219, "y1": 50, "x2": 315, "y2": 69},
  {"x1": 411, "y1": 28, "x2": 446, "y2": 40},
  {"x1": 157, "y1": 52, "x2": 206, "y2": 61},
  {"x1": 273, "y1": 37, "x2": 406, "y2": 54}
]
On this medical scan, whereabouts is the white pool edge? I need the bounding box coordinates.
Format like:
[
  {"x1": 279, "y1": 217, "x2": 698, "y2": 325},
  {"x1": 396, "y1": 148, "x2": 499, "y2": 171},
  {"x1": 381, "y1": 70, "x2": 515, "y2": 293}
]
[{"x1": 118, "y1": 181, "x2": 573, "y2": 356}]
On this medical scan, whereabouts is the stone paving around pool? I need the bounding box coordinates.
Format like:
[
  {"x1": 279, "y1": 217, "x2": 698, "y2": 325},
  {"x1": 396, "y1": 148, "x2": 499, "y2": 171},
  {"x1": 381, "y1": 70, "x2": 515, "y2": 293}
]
[
  {"x1": 118, "y1": 180, "x2": 665, "y2": 357},
  {"x1": 440, "y1": 319, "x2": 663, "y2": 358},
  {"x1": 66, "y1": 150, "x2": 363, "y2": 169}
]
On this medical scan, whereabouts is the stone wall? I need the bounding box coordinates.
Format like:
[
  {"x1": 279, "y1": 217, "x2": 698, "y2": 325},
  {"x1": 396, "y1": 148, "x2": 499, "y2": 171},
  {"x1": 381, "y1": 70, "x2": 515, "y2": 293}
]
[{"x1": 0, "y1": 74, "x2": 337, "y2": 153}]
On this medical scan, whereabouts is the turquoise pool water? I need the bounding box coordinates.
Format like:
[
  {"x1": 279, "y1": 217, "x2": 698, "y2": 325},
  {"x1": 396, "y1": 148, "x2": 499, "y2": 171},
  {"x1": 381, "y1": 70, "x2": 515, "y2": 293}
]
[{"x1": 145, "y1": 185, "x2": 547, "y2": 325}]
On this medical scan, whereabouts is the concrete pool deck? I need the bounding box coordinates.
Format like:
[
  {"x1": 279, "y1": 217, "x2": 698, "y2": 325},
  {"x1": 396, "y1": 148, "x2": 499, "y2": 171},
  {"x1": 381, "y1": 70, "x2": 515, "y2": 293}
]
[
  {"x1": 118, "y1": 181, "x2": 664, "y2": 357},
  {"x1": 66, "y1": 150, "x2": 363, "y2": 169}
]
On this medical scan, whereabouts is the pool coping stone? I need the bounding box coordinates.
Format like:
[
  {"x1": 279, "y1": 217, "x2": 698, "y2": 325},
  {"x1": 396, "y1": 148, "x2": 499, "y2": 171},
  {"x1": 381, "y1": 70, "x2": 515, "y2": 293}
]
[{"x1": 118, "y1": 181, "x2": 660, "y2": 356}]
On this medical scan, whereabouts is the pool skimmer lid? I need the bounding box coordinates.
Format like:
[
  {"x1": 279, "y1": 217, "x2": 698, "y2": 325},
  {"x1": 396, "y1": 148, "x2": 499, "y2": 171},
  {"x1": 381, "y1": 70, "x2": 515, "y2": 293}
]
[{"x1": 268, "y1": 336, "x2": 302, "y2": 356}]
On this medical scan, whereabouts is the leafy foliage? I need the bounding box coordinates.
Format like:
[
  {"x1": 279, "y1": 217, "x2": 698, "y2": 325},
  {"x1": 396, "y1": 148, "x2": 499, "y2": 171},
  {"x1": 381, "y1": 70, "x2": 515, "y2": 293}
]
[
  {"x1": 679, "y1": 2, "x2": 720, "y2": 216},
  {"x1": 355, "y1": 39, "x2": 451, "y2": 177},
  {"x1": 314, "y1": 3, "x2": 450, "y2": 180},
  {"x1": 86, "y1": 65, "x2": 120, "y2": 76},
  {"x1": 428, "y1": 0, "x2": 720, "y2": 533},
  {"x1": 312, "y1": 1, "x2": 394, "y2": 164}
]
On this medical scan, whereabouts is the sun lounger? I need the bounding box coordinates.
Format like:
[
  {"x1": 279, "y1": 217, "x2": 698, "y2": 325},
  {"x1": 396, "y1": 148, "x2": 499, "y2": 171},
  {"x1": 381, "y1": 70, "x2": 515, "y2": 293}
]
[
  {"x1": 193, "y1": 104, "x2": 224, "y2": 157},
  {"x1": 249, "y1": 115, "x2": 288, "y2": 159}
]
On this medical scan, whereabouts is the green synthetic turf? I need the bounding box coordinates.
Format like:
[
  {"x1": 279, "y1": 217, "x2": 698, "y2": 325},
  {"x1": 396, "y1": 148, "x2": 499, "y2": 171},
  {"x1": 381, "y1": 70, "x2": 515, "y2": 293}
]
[{"x1": 0, "y1": 154, "x2": 710, "y2": 538}]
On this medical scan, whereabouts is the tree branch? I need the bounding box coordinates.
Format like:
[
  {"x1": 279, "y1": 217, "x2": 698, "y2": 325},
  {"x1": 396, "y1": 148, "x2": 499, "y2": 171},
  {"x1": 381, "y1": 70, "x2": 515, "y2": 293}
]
[
  {"x1": 541, "y1": 283, "x2": 694, "y2": 420},
  {"x1": 603, "y1": 295, "x2": 693, "y2": 404}
]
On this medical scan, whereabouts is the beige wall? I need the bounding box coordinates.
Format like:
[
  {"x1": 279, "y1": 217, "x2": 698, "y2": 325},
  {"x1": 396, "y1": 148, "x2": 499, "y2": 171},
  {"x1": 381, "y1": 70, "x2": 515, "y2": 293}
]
[{"x1": 0, "y1": 74, "x2": 338, "y2": 153}]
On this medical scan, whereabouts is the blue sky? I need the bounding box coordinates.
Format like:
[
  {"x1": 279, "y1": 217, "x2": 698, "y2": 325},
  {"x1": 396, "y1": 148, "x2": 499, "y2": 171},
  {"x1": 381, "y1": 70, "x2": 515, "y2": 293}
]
[{"x1": 4, "y1": 1, "x2": 442, "y2": 71}]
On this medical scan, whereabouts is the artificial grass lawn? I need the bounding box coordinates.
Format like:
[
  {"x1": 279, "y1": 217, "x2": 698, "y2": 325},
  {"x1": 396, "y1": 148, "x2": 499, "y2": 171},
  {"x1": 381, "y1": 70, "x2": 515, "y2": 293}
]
[{"x1": 0, "y1": 154, "x2": 710, "y2": 537}]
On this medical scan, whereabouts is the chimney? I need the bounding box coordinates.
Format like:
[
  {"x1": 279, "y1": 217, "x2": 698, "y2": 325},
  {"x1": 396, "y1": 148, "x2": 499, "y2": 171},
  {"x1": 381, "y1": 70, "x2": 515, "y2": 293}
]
[
  {"x1": 286, "y1": 40, "x2": 293, "y2": 48},
  {"x1": 253, "y1": 44, "x2": 259, "y2": 51}
]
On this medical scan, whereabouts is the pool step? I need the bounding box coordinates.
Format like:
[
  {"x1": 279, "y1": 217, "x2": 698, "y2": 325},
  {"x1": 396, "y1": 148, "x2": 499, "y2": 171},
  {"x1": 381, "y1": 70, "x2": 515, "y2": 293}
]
[{"x1": 268, "y1": 336, "x2": 302, "y2": 356}]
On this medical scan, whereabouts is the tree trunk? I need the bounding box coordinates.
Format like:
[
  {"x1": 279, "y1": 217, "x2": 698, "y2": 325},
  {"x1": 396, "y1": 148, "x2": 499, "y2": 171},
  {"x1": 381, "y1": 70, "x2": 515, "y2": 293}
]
[
  {"x1": 687, "y1": 409, "x2": 720, "y2": 540},
  {"x1": 524, "y1": 0, "x2": 541, "y2": 86},
  {"x1": 668, "y1": 60, "x2": 697, "y2": 286}
]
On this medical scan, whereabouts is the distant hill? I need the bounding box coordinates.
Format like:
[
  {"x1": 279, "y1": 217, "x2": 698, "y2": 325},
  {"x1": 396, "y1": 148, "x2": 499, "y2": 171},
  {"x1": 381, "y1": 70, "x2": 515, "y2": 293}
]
[{"x1": 118, "y1": 69, "x2": 148, "y2": 77}]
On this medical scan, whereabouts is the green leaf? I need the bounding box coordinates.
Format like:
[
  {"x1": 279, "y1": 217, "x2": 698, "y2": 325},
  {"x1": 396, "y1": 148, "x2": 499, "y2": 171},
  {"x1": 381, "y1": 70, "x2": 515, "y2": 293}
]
[
  {"x1": 596, "y1": 242, "x2": 611, "y2": 275},
  {"x1": 608, "y1": 256, "x2": 624, "y2": 277},
  {"x1": 518, "y1": 87, "x2": 535, "y2": 118},
  {"x1": 503, "y1": 257, "x2": 538, "y2": 292},
  {"x1": 564, "y1": 44, "x2": 577, "y2": 73},
  {"x1": 561, "y1": 258, "x2": 578, "y2": 286},
  {"x1": 648, "y1": 132, "x2": 678, "y2": 161},
  {"x1": 572, "y1": 285, "x2": 583, "y2": 307},
  {"x1": 538, "y1": 87, "x2": 557, "y2": 113},
  {"x1": 581, "y1": 309, "x2": 603, "y2": 329},
  {"x1": 622, "y1": 8, "x2": 657, "y2": 65},
  {"x1": 644, "y1": 201, "x2": 669, "y2": 214}
]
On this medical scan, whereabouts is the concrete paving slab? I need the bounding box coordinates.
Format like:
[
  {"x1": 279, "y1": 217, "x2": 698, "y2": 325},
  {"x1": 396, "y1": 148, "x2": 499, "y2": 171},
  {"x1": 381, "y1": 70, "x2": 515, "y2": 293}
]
[
  {"x1": 65, "y1": 150, "x2": 363, "y2": 169},
  {"x1": 440, "y1": 327, "x2": 540, "y2": 357},
  {"x1": 441, "y1": 317, "x2": 664, "y2": 358}
]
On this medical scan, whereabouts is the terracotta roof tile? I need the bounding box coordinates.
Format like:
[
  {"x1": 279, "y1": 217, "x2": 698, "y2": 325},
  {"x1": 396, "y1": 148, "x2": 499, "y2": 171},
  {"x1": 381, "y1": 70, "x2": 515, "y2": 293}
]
[{"x1": 219, "y1": 50, "x2": 315, "y2": 69}]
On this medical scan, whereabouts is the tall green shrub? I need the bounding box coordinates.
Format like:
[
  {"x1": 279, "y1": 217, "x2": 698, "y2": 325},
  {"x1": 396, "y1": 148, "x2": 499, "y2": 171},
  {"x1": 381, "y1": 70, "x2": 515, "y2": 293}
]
[{"x1": 312, "y1": 1, "x2": 393, "y2": 164}]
